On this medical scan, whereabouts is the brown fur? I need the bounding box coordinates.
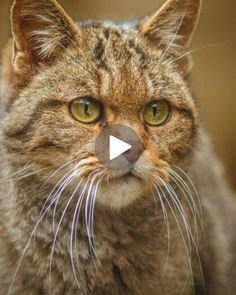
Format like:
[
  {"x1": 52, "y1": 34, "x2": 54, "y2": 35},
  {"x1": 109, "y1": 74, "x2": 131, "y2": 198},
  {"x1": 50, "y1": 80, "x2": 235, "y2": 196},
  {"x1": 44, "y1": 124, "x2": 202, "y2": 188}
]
[{"x1": 0, "y1": 0, "x2": 236, "y2": 294}]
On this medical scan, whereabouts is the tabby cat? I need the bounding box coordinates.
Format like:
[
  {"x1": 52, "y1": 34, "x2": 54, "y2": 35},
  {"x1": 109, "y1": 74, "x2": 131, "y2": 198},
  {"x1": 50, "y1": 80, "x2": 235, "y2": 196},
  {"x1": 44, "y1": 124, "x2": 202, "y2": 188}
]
[{"x1": 0, "y1": 0, "x2": 235, "y2": 294}]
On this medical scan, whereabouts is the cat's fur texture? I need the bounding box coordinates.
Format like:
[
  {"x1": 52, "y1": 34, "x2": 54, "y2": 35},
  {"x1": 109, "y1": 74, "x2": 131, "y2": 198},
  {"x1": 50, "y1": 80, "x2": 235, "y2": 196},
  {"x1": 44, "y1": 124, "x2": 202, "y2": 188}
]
[{"x1": 0, "y1": 0, "x2": 236, "y2": 294}]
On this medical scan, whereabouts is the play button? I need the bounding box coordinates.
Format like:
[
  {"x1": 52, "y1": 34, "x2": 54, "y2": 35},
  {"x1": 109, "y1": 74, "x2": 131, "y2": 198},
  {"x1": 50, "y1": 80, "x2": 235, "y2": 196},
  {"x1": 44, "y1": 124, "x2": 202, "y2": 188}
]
[
  {"x1": 95, "y1": 125, "x2": 143, "y2": 170},
  {"x1": 109, "y1": 136, "x2": 131, "y2": 160}
]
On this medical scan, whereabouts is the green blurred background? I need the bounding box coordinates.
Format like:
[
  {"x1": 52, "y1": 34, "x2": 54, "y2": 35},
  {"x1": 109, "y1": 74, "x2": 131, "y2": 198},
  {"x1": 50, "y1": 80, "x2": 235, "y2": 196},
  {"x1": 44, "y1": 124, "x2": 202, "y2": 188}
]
[{"x1": 0, "y1": 0, "x2": 235, "y2": 189}]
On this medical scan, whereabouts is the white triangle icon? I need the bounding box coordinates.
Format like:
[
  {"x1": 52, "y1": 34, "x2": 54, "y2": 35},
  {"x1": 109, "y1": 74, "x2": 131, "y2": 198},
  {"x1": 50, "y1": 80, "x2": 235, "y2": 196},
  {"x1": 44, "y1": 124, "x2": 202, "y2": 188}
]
[{"x1": 109, "y1": 135, "x2": 132, "y2": 160}]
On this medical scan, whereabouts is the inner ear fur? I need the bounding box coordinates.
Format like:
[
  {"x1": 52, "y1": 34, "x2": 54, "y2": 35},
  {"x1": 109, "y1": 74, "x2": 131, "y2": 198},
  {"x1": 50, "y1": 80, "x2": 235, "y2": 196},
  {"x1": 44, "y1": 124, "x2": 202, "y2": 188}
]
[
  {"x1": 11, "y1": 0, "x2": 80, "y2": 66},
  {"x1": 139, "y1": 0, "x2": 202, "y2": 73}
]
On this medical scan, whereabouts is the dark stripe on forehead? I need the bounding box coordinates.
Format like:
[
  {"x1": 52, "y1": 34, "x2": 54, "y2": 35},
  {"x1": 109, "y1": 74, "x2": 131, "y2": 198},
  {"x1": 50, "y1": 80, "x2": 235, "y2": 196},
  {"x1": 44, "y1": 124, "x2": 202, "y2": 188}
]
[
  {"x1": 94, "y1": 38, "x2": 111, "y2": 73},
  {"x1": 113, "y1": 30, "x2": 122, "y2": 38},
  {"x1": 103, "y1": 28, "x2": 110, "y2": 40},
  {"x1": 4, "y1": 100, "x2": 64, "y2": 140},
  {"x1": 128, "y1": 39, "x2": 147, "y2": 60},
  {"x1": 95, "y1": 38, "x2": 105, "y2": 60}
]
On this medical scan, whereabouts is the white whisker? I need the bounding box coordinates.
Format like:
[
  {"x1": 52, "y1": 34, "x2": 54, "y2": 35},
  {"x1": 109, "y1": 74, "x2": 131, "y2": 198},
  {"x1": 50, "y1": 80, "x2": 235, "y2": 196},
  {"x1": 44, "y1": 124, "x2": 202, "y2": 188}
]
[
  {"x1": 39, "y1": 159, "x2": 76, "y2": 190},
  {"x1": 8, "y1": 162, "x2": 87, "y2": 295},
  {"x1": 152, "y1": 184, "x2": 171, "y2": 270},
  {"x1": 168, "y1": 170, "x2": 200, "y2": 239},
  {"x1": 0, "y1": 164, "x2": 34, "y2": 182},
  {"x1": 157, "y1": 0, "x2": 191, "y2": 67},
  {"x1": 166, "y1": 43, "x2": 224, "y2": 67},
  {"x1": 157, "y1": 179, "x2": 194, "y2": 292},
  {"x1": 48, "y1": 177, "x2": 84, "y2": 291},
  {"x1": 51, "y1": 171, "x2": 77, "y2": 233},
  {"x1": 85, "y1": 174, "x2": 100, "y2": 259},
  {"x1": 175, "y1": 166, "x2": 202, "y2": 217},
  {"x1": 69, "y1": 169, "x2": 101, "y2": 289},
  {"x1": 85, "y1": 173, "x2": 103, "y2": 270}
]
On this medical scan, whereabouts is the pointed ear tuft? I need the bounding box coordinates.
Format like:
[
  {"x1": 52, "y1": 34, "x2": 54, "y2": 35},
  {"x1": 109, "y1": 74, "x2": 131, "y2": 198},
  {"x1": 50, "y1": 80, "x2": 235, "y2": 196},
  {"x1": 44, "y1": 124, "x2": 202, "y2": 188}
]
[
  {"x1": 11, "y1": 0, "x2": 80, "y2": 66},
  {"x1": 139, "y1": 0, "x2": 201, "y2": 60}
]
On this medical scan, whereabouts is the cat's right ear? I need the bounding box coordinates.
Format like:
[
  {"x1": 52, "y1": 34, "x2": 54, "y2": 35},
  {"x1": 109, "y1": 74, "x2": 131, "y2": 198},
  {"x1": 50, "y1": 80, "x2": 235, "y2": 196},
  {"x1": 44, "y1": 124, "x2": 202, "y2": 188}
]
[{"x1": 11, "y1": 0, "x2": 80, "y2": 69}]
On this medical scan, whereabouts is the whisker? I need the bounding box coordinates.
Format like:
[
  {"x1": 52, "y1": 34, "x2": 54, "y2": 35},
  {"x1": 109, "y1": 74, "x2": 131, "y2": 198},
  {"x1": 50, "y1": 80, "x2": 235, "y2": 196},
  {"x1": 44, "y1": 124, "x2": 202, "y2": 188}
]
[
  {"x1": 168, "y1": 170, "x2": 200, "y2": 239},
  {"x1": 157, "y1": 179, "x2": 194, "y2": 292},
  {"x1": 85, "y1": 173, "x2": 103, "y2": 270},
  {"x1": 51, "y1": 170, "x2": 78, "y2": 233},
  {"x1": 152, "y1": 184, "x2": 171, "y2": 270},
  {"x1": 85, "y1": 174, "x2": 100, "y2": 260},
  {"x1": 89, "y1": 176, "x2": 103, "y2": 251},
  {"x1": 38, "y1": 167, "x2": 78, "y2": 227},
  {"x1": 175, "y1": 166, "x2": 202, "y2": 217},
  {"x1": 70, "y1": 183, "x2": 89, "y2": 289},
  {"x1": 0, "y1": 164, "x2": 35, "y2": 183},
  {"x1": 156, "y1": 0, "x2": 191, "y2": 67},
  {"x1": 39, "y1": 159, "x2": 76, "y2": 190},
  {"x1": 6, "y1": 190, "x2": 60, "y2": 295},
  {"x1": 11, "y1": 169, "x2": 43, "y2": 182},
  {"x1": 151, "y1": 173, "x2": 194, "y2": 287},
  {"x1": 48, "y1": 177, "x2": 85, "y2": 291},
  {"x1": 160, "y1": 176, "x2": 204, "y2": 292},
  {"x1": 169, "y1": 168, "x2": 203, "y2": 233},
  {"x1": 69, "y1": 169, "x2": 101, "y2": 289},
  {"x1": 166, "y1": 43, "x2": 224, "y2": 67},
  {"x1": 7, "y1": 162, "x2": 89, "y2": 294}
]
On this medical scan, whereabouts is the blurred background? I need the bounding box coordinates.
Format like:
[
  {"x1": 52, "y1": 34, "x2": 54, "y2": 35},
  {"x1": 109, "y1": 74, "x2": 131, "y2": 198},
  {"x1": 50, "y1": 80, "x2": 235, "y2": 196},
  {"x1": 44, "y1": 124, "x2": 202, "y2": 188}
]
[{"x1": 0, "y1": 0, "x2": 235, "y2": 189}]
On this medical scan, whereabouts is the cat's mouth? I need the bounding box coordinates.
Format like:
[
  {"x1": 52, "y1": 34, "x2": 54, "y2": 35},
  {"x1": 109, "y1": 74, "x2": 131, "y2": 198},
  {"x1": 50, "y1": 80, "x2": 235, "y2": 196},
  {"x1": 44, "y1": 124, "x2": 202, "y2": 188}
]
[
  {"x1": 115, "y1": 171, "x2": 138, "y2": 181},
  {"x1": 96, "y1": 169, "x2": 148, "y2": 208},
  {"x1": 104, "y1": 170, "x2": 143, "y2": 186},
  {"x1": 120, "y1": 171, "x2": 142, "y2": 180}
]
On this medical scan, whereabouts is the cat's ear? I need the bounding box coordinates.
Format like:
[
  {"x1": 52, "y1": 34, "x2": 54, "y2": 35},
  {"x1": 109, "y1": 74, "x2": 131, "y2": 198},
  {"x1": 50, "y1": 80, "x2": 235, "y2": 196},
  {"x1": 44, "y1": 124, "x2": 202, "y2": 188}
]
[
  {"x1": 139, "y1": 0, "x2": 201, "y2": 72},
  {"x1": 11, "y1": 0, "x2": 80, "y2": 67}
]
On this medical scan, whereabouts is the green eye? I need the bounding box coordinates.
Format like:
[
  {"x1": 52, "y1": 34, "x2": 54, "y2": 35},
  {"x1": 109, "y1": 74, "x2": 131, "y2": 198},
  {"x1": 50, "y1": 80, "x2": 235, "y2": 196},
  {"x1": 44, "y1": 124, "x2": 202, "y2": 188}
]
[
  {"x1": 70, "y1": 97, "x2": 102, "y2": 123},
  {"x1": 143, "y1": 100, "x2": 170, "y2": 126}
]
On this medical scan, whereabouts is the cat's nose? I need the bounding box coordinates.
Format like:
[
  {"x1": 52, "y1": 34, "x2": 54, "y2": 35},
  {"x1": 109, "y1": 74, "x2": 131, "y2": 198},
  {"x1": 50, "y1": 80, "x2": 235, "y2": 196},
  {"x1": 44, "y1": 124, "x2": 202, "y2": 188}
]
[
  {"x1": 95, "y1": 124, "x2": 143, "y2": 170},
  {"x1": 123, "y1": 143, "x2": 143, "y2": 164}
]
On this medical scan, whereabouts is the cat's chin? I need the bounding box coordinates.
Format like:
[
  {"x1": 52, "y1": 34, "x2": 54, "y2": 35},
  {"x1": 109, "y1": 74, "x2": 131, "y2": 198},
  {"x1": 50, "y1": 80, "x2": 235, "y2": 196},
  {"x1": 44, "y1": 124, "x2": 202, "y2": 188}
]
[{"x1": 96, "y1": 175, "x2": 149, "y2": 209}]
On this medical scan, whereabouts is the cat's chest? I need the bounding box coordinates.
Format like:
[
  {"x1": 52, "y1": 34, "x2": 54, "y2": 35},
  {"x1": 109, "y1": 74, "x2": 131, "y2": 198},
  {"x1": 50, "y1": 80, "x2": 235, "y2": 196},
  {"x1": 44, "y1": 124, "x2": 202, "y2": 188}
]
[
  {"x1": 0, "y1": 179, "x2": 197, "y2": 295},
  {"x1": 30, "y1": 207, "x2": 194, "y2": 295}
]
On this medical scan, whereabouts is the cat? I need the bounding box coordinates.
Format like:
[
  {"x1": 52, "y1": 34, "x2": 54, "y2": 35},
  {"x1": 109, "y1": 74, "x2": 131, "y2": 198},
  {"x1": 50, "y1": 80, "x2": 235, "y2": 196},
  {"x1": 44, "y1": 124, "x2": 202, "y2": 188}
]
[{"x1": 0, "y1": 0, "x2": 236, "y2": 294}]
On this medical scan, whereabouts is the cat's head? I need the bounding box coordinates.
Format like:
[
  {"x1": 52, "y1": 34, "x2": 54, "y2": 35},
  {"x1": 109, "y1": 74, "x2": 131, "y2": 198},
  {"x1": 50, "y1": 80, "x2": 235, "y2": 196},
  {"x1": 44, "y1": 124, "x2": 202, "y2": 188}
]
[{"x1": 1, "y1": 0, "x2": 201, "y2": 208}]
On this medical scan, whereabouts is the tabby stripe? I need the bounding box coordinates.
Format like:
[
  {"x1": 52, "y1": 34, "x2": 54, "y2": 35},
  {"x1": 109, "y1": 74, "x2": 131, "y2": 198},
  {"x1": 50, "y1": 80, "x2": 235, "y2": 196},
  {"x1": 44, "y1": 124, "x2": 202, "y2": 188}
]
[
  {"x1": 127, "y1": 39, "x2": 147, "y2": 62},
  {"x1": 4, "y1": 100, "x2": 65, "y2": 139},
  {"x1": 95, "y1": 38, "x2": 105, "y2": 60},
  {"x1": 94, "y1": 38, "x2": 111, "y2": 73},
  {"x1": 103, "y1": 28, "x2": 110, "y2": 40}
]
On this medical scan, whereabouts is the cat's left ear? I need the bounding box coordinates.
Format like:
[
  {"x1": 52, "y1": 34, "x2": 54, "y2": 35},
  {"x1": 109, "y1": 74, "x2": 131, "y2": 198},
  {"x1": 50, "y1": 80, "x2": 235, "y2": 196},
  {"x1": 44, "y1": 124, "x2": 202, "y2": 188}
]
[
  {"x1": 11, "y1": 0, "x2": 80, "y2": 67},
  {"x1": 139, "y1": 0, "x2": 201, "y2": 73}
]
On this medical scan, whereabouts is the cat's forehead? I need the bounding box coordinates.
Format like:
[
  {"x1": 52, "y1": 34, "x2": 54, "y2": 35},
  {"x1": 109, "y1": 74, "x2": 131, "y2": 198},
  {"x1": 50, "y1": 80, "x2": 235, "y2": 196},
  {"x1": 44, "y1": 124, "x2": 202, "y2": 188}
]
[
  {"x1": 7, "y1": 0, "x2": 200, "y2": 113},
  {"x1": 33, "y1": 21, "x2": 189, "y2": 112},
  {"x1": 78, "y1": 20, "x2": 158, "y2": 64},
  {"x1": 58, "y1": 22, "x2": 170, "y2": 96},
  {"x1": 78, "y1": 20, "x2": 136, "y2": 31}
]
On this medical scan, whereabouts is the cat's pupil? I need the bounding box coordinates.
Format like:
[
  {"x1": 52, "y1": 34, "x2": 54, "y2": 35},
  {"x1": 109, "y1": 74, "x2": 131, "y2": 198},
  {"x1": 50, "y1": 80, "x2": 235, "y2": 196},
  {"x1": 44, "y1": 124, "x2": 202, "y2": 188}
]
[
  {"x1": 152, "y1": 105, "x2": 158, "y2": 117},
  {"x1": 84, "y1": 103, "x2": 89, "y2": 115}
]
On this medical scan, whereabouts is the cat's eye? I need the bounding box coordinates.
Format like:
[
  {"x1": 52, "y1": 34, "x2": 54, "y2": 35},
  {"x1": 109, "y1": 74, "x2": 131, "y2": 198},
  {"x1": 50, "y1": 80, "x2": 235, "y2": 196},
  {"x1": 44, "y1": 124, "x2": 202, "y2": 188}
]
[
  {"x1": 143, "y1": 100, "x2": 170, "y2": 126},
  {"x1": 70, "y1": 97, "x2": 102, "y2": 123}
]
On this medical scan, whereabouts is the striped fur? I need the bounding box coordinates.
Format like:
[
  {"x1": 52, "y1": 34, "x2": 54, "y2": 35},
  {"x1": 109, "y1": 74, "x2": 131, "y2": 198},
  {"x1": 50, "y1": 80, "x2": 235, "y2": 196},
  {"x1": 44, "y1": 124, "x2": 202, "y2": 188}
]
[{"x1": 0, "y1": 0, "x2": 236, "y2": 294}]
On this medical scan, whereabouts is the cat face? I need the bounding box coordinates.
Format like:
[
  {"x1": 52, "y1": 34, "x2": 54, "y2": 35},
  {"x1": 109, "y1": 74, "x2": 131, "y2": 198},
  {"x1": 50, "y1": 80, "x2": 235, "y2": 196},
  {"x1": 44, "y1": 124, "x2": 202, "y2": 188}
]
[{"x1": 1, "y1": 0, "x2": 201, "y2": 208}]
